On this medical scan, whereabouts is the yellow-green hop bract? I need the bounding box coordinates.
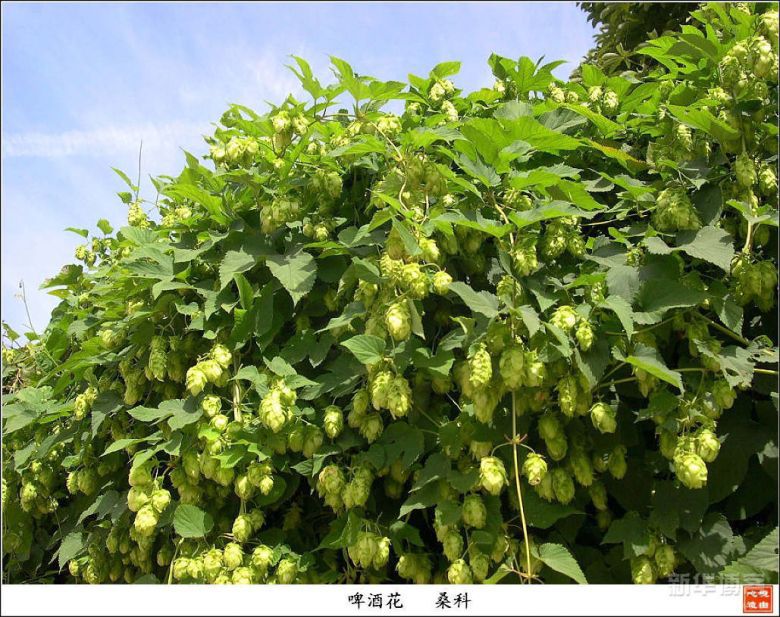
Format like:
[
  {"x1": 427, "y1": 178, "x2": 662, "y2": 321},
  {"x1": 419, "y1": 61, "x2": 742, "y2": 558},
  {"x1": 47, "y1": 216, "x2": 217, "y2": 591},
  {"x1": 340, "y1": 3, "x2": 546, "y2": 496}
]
[
  {"x1": 223, "y1": 543, "x2": 244, "y2": 570},
  {"x1": 522, "y1": 453, "x2": 548, "y2": 486},
  {"x1": 631, "y1": 556, "x2": 657, "y2": 584},
  {"x1": 653, "y1": 187, "x2": 701, "y2": 232},
  {"x1": 479, "y1": 456, "x2": 507, "y2": 496},
  {"x1": 251, "y1": 545, "x2": 274, "y2": 575},
  {"x1": 589, "y1": 481, "x2": 608, "y2": 511},
  {"x1": 550, "y1": 305, "x2": 578, "y2": 332},
  {"x1": 385, "y1": 302, "x2": 411, "y2": 342},
  {"x1": 150, "y1": 488, "x2": 171, "y2": 513},
  {"x1": 608, "y1": 445, "x2": 628, "y2": 479},
  {"x1": 386, "y1": 376, "x2": 412, "y2": 418},
  {"x1": 432, "y1": 270, "x2": 453, "y2": 294},
  {"x1": 232, "y1": 514, "x2": 254, "y2": 543},
  {"x1": 675, "y1": 452, "x2": 708, "y2": 489},
  {"x1": 462, "y1": 494, "x2": 487, "y2": 529},
  {"x1": 323, "y1": 405, "x2": 344, "y2": 439},
  {"x1": 370, "y1": 371, "x2": 393, "y2": 410},
  {"x1": 590, "y1": 402, "x2": 617, "y2": 434},
  {"x1": 468, "y1": 343, "x2": 493, "y2": 389},
  {"x1": 276, "y1": 557, "x2": 298, "y2": 584},
  {"x1": 575, "y1": 321, "x2": 594, "y2": 351},
  {"x1": 185, "y1": 366, "x2": 208, "y2": 396},
  {"x1": 695, "y1": 429, "x2": 720, "y2": 463},
  {"x1": 551, "y1": 467, "x2": 575, "y2": 504},
  {"x1": 499, "y1": 345, "x2": 525, "y2": 390},
  {"x1": 654, "y1": 545, "x2": 677, "y2": 578},
  {"x1": 447, "y1": 559, "x2": 473, "y2": 584}
]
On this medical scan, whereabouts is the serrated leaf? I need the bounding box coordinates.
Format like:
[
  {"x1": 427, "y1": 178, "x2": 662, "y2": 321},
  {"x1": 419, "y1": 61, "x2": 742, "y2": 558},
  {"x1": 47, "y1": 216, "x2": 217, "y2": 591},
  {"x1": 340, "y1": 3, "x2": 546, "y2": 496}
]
[
  {"x1": 600, "y1": 295, "x2": 634, "y2": 339},
  {"x1": 218, "y1": 249, "x2": 256, "y2": 290},
  {"x1": 623, "y1": 344, "x2": 683, "y2": 391},
  {"x1": 675, "y1": 226, "x2": 735, "y2": 271},
  {"x1": 603, "y1": 511, "x2": 651, "y2": 559},
  {"x1": 266, "y1": 250, "x2": 317, "y2": 306},
  {"x1": 58, "y1": 532, "x2": 86, "y2": 570},
  {"x1": 448, "y1": 281, "x2": 499, "y2": 318},
  {"x1": 173, "y1": 504, "x2": 213, "y2": 538},
  {"x1": 538, "y1": 543, "x2": 588, "y2": 584},
  {"x1": 341, "y1": 335, "x2": 386, "y2": 365}
]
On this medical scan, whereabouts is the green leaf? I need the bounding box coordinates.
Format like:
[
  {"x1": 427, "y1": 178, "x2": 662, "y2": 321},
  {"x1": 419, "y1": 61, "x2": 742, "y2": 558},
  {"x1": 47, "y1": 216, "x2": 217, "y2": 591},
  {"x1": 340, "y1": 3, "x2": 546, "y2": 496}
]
[
  {"x1": 635, "y1": 280, "x2": 707, "y2": 325},
  {"x1": 340, "y1": 335, "x2": 386, "y2": 365},
  {"x1": 218, "y1": 249, "x2": 257, "y2": 290},
  {"x1": 605, "y1": 264, "x2": 641, "y2": 303},
  {"x1": 234, "y1": 272, "x2": 254, "y2": 310},
  {"x1": 509, "y1": 201, "x2": 596, "y2": 230},
  {"x1": 603, "y1": 511, "x2": 651, "y2": 559},
  {"x1": 162, "y1": 182, "x2": 226, "y2": 224},
  {"x1": 266, "y1": 250, "x2": 317, "y2": 306},
  {"x1": 388, "y1": 520, "x2": 425, "y2": 548},
  {"x1": 112, "y1": 167, "x2": 138, "y2": 191},
  {"x1": 623, "y1": 344, "x2": 684, "y2": 391},
  {"x1": 735, "y1": 527, "x2": 779, "y2": 572},
  {"x1": 675, "y1": 226, "x2": 735, "y2": 271},
  {"x1": 523, "y1": 487, "x2": 582, "y2": 529},
  {"x1": 677, "y1": 513, "x2": 736, "y2": 574},
  {"x1": 667, "y1": 105, "x2": 739, "y2": 143},
  {"x1": 391, "y1": 219, "x2": 422, "y2": 257},
  {"x1": 58, "y1": 531, "x2": 86, "y2": 570},
  {"x1": 600, "y1": 295, "x2": 634, "y2": 339},
  {"x1": 560, "y1": 102, "x2": 621, "y2": 136},
  {"x1": 538, "y1": 543, "x2": 588, "y2": 584},
  {"x1": 430, "y1": 60, "x2": 461, "y2": 78},
  {"x1": 166, "y1": 398, "x2": 202, "y2": 431},
  {"x1": 102, "y1": 437, "x2": 152, "y2": 456},
  {"x1": 96, "y1": 219, "x2": 113, "y2": 235},
  {"x1": 447, "y1": 281, "x2": 500, "y2": 318},
  {"x1": 399, "y1": 481, "x2": 439, "y2": 517},
  {"x1": 649, "y1": 480, "x2": 710, "y2": 539},
  {"x1": 173, "y1": 504, "x2": 214, "y2": 538},
  {"x1": 455, "y1": 153, "x2": 501, "y2": 187}
]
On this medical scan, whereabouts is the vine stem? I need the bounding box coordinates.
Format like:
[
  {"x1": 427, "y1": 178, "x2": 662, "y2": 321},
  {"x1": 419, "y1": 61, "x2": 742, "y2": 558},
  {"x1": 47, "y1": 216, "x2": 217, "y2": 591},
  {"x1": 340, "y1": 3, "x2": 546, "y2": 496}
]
[
  {"x1": 597, "y1": 367, "x2": 779, "y2": 391},
  {"x1": 511, "y1": 392, "x2": 532, "y2": 584},
  {"x1": 232, "y1": 358, "x2": 242, "y2": 423},
  {"x1": 167, "y1": 538, "x2": 183, "y2": 585},
  {"x1": 701, "y1": 315, "x2": 749, "y2": 346}
]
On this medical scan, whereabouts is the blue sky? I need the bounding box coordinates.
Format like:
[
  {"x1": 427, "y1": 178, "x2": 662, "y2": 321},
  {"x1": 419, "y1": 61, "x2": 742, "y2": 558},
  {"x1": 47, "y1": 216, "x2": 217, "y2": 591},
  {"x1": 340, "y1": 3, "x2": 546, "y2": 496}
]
[{"x1": 1, "y1": 1, "x2": 595, "y2": 336}]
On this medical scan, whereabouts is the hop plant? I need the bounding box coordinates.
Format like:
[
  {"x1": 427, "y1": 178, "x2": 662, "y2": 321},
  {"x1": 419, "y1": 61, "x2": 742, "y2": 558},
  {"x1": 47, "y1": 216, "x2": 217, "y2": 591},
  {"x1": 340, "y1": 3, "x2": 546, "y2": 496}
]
[
  {"x1": 385, "y1": 302, "x2": 411, "y2": 342},
  {"x1": 522, "y1": 453, "x2": 548, "y2": 486},
  {"x1": 432, "y1": 270, "x2": 453, "y2": 294},
  {"x1": 551, "y1": 306, "x2": 578, "y2": 332},
  {"x1": 653, "y1": 187, "x2": 701, "y2": 232},
  {"x1": 590, "y1": 402, "x2": 617, "y2": 434},
  {"x1": 461, "y1": 494, "x2": 487, "y2": 529},
  {"x1": 499, "y1": 345, "x2": 525, "y2": 390},
  {"x1": 468, "y1": 343, "x2": 493, "y2": 389},
  {"x1": 575, "y1": 321, "x2": 594, "y2": 351},
  {"x1": 3, "y1": 13, "x2": 779, "y2": 587},
  {"x1": 674, "y1": 452, "x2": 708, "y2": 489},
  {"x1": 479, "y1": 456, "x2": 507, "y2": 496},
  {"x1": 323, "y1": 405, "x2": 344, "y2": 439},
  {"x1": 631, "y1": 557, "x2": 657, "y2": 585},
  {"x1": 386, "y1": 376, "x2": 412, "y2": 418},
  {"x1": 447, "y1": 559, "x2": 473, "y2": 584}
]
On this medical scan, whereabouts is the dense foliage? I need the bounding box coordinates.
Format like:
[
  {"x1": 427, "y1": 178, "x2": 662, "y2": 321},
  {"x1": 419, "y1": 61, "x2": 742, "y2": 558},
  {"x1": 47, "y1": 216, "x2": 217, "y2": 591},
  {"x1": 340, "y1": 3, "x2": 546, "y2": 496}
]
[
  {"x1": 2, "y1": 2, "x2": 778, "y2": 585},
  {"x1": 578, "y1": 2, "x2": 700, "y2": 74}
]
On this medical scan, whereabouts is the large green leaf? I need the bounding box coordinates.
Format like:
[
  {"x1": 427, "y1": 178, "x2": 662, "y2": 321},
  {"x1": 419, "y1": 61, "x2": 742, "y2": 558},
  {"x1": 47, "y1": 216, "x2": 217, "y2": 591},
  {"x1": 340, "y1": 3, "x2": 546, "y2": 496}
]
[
  {"x1": 340, "y1": 335, "x2": 386, "y2": 365},
  {"x1": 266, "y1": 250, "x2": 317, "y2": 306},
  {"x1": 173, "y1": 504, "x2": 214, "y2": 538},
  {"x1": 538, "y1": 543, "x2": 588, "y2": 584}
]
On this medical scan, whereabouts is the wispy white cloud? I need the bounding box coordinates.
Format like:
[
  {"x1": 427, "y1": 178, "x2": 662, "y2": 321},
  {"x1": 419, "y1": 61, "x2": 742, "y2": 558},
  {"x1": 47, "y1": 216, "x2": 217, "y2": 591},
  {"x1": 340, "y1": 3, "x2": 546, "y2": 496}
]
[{"x1": 1, "y1": 120, "x2": 209, "y2": 158}]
